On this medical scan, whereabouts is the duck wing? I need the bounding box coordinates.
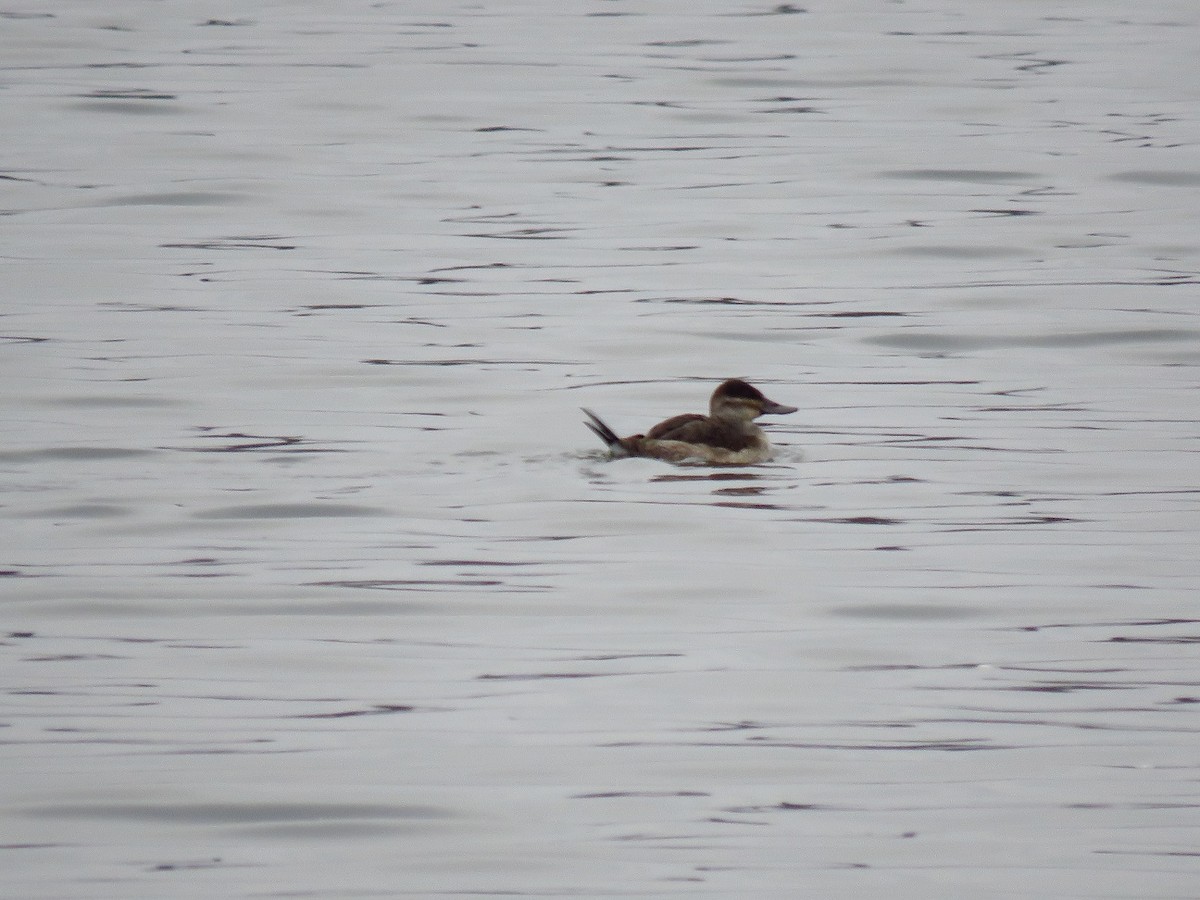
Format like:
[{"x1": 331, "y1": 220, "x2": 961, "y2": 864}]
[
  {"x1": 646, "y1": 414, "x2": 759, "y2": 451},
  {"x1": 645, "y1": 414, "x2": 709, "y2": 441}
]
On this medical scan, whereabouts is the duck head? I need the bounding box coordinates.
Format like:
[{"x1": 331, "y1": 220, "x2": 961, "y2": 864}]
[{"x1": 710, "y1": 379, "x2": 798, "y2": 422}]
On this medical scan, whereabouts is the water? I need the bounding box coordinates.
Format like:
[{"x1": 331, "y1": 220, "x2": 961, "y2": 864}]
[{"x1": 3, "y1": 2, "x2": 1199, "y2": 897}]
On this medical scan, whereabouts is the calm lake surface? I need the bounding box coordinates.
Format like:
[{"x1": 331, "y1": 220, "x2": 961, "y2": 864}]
[{"x1": 3, "y1": 2, "x2": 1199, "y2": 897}]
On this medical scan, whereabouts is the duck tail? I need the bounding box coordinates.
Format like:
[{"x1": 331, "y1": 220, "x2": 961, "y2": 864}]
[{"x1": 581, "y1": 408, "x2": 625, "y2": 453}]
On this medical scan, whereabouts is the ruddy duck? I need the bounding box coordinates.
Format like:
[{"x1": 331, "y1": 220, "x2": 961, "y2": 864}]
[{"x1": 583, "y1": 379, "x2": 797, "y2": 465}]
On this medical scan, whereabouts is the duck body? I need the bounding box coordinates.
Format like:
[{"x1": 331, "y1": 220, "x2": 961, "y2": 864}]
[{"x1": 583, "y1": 379, "x2": 796, "y2": 466}]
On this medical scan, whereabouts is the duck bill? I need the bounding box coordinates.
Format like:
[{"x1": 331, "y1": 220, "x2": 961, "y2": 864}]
[{"x1": 760, "y1": 399, "x2": 798, "y2": 415}]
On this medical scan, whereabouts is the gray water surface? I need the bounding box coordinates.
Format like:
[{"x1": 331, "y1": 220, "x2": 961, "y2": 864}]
[{"x1": 3, "y1": 2, "x2": 1199, "y2": 897}]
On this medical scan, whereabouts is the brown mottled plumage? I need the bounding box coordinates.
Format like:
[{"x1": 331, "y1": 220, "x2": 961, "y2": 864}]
[{"x1": 583, "y1": 379, "x2": 796, "y2": 465}]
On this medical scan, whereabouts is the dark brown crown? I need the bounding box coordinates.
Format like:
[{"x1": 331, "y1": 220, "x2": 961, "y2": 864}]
[{"x1": 716, "y1": 379, "x2": 765, "y2": 401}]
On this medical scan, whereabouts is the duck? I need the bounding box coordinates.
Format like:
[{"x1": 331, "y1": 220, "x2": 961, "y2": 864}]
[{"x1": 583, "y1": 379, "x2": 796, "y2": 465}]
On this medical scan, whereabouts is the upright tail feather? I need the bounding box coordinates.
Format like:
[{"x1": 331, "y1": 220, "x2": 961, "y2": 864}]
[{"x1": 582, "y1": 408, "x2": 626, "y2": 454}]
